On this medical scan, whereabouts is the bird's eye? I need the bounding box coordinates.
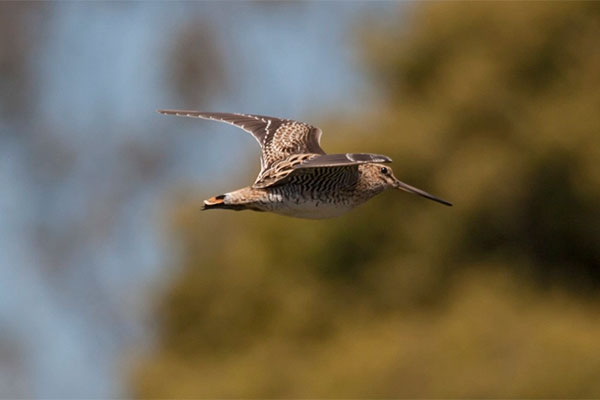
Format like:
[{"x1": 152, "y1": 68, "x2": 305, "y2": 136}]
[{"x1": 380, "y1": 167, "x2": 388, "y2": 174}]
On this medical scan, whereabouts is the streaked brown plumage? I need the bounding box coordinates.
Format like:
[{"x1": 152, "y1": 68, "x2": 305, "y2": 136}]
[{"x1": 159, "y1": 110, "x2": 452, "y2": 219}]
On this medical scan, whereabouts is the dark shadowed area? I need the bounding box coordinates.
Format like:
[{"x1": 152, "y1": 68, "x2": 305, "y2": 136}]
[{"x1": 2, "y1": 2, "x2": 600, "y2": 398}]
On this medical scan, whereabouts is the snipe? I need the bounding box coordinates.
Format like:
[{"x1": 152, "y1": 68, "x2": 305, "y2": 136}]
[{"x1": 159, "y1": 110, "x2": 451, "y2": 219}]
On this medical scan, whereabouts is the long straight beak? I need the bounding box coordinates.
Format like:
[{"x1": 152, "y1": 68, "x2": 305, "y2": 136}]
[{"x1": 394, "y1": 179, "x2": 452, "y2": 206}]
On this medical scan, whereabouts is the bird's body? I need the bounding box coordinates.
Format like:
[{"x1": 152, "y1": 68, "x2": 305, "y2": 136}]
[
  {"x1": 159, "y1": 110, "x2": 451, "y2": 219},
  {"x1": 215, "y1": 162, "x2": 386, "y2": 219}
]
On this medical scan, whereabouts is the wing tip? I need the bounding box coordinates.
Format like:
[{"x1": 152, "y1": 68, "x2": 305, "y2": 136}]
[
  {"x1": 157, "y1": 109, "x2": 206, "y2": 117},
  {"x1": 348, "y1": 153, "x2": 393, "y2": 163},
  {"x1": 157, "y1": 109, "x2": 181, "y2": 116},
  {"x1": 377, "y1": 154, "x2": 393, "y2": 163}
]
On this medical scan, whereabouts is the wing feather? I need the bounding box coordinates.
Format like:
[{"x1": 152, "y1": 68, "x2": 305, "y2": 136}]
[
  {"x1": 253, "y1": 153, "x2": 392, "y2": 189},
  {"x1": 293, "y1": 153, "x2": 392, "y2": 169},
  {"x1": 158, "y1": 110, "x2": 325, "y2": 172}
]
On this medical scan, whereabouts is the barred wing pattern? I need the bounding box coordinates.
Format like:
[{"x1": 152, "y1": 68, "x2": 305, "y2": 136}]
[
  {"x1": 261, "y1": 165, "x2": 361, "y2": 190},
  {"x1": 157, "y1": 110, "x2": 325, "y2": 172},
  {"x1": 253, "y1": 153, "x2": 393, "y2": 189}
]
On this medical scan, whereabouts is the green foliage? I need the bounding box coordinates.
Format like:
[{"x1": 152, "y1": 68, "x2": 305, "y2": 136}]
[{"x1": 131, "y1": 3, "x2": 600, "y2": 397}]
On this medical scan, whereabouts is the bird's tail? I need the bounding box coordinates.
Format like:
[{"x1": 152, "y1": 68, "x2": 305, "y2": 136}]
[
  {"x1": 202, "y1": 194, "x2": 246, "y2": 211},
  {"x1": 203, "y1": 187, "x2": 267, "y2": 212}
]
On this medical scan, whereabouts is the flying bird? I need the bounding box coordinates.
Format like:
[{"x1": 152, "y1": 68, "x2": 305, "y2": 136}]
[{"x1": 159, "y1": 110, "x2": 452, "y2": 219}]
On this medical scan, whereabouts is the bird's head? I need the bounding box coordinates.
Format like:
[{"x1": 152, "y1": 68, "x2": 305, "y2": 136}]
[
  {"x1": 361, "y1": 163, "x2": 399, "y2": 190},
  {"x1": 361, "y1": 163, "x2": 452, "y2": 206}
]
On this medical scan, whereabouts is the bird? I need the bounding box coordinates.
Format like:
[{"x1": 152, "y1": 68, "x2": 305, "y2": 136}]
[{"x1": 159, "y1": 110, "x2": 452, "y2": 219}]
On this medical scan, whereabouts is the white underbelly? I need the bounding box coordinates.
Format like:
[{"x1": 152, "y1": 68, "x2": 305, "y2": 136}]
[{"x1": 269, "y1": 199, "x2": 354, "y2": 219}]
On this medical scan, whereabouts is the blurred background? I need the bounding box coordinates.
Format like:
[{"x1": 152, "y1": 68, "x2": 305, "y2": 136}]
[{"x1": 1, "y1": 1, "x2": 599, "y2": 398}]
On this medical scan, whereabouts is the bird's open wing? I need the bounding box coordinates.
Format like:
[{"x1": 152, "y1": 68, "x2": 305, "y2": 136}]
[
  {"x1": 252, "y1": 153, "x2": 391, "y2": 189},
  {"x1": 158, "y1": 110, "x2": 325, "y2": 172}
]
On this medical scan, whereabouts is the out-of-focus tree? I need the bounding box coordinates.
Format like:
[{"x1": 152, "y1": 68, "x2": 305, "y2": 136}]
[
  {"x1": 131, "y1": 2, "x2": 600, "y2": 397},
  {"x1": 0, "y1": 3, "x2": 48, "y2": 124},
  {"x1": 360, "y1": 2, "x2": 600, "y2": 289},
  {"x1": 0, "y1": 4, "x2": 49, "y2": 397},
  {"x1": 166, "y1": 22, "x2": 227, "y2": 108}
]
